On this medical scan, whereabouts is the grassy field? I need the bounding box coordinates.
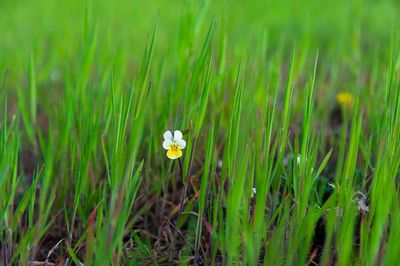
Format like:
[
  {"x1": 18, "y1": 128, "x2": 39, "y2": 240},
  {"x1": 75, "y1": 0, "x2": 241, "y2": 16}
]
[{"x1": 1, "y1": 0, "x2": 400, "y2": 265}]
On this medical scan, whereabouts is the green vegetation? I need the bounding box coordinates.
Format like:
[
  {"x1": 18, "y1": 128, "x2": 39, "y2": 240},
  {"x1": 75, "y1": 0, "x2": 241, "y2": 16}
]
[{"x1": 1, "y1": 0, "x2": 400, "y2": 264}]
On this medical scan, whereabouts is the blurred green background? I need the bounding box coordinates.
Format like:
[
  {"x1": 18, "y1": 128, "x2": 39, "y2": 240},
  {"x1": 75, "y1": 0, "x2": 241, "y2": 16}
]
[
  {"x1": 1, "y1": 0, "x2": 399, "y2": 71},
  {"x1": 1, "y1": 0, "x2": 399, "y2": 140}
]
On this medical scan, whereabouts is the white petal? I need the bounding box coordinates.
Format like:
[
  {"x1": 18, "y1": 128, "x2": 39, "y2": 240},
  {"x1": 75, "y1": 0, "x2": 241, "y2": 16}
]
[
  {"x1": 176, "y1": 139, "x2": 186, "y2": 149},
  {"x1": 173, "y1": 130, "x2": 183, "y2": 140},
  {"x1": 163, "y1": 130, "x2": 173, "y2": 140},
  {"x1": 162, "y1": 139, "x2": 173, "y2": 150}
]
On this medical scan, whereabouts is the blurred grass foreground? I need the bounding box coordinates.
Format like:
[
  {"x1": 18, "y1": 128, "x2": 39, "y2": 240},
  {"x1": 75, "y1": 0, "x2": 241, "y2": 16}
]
[{"x1": 1, "y1": 0, "x2": 400, "y2": 265}]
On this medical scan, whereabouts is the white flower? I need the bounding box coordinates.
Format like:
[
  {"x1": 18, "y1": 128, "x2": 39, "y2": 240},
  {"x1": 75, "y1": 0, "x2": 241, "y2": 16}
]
[{"x1": 162, "y1": 130, "x2": 186, "y2": 160}]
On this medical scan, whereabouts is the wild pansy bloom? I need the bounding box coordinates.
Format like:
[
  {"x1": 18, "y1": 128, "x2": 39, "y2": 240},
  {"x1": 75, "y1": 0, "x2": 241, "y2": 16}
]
[
  {"x1": 336, "y1": 91, "x2": 353, "y2": 109},
  {"x1": 163, "y1": 130, "x2": 186, "y2": 160}
]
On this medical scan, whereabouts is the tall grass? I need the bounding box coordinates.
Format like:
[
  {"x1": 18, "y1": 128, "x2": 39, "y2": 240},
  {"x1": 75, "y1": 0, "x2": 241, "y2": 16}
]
[{"x1": 1, "y1": 0, "x2": 400, "y2": 264}]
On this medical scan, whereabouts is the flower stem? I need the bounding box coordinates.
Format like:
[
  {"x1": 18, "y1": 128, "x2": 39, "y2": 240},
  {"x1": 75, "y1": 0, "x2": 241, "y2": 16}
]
[{"x1": 178, "y1": 158, "x2": 188, "y2": 216}]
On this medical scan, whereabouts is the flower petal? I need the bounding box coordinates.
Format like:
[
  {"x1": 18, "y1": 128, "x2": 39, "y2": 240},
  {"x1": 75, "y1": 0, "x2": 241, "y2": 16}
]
[
  {"x1": 176, "y1": 139, "x2": 186, "y2": 149},
  {"x1": 167, "y1": 147, "x2": 182, "y2": 160},
  {"x1": 173, "y1": 130, "x2": 183, "y2": 141},
  {"x1": 163, "y1": 130, "x2": 173, "y2": 140},
  {"x1": 162, "y1": 139, "x2": 173, "y2": 150}
]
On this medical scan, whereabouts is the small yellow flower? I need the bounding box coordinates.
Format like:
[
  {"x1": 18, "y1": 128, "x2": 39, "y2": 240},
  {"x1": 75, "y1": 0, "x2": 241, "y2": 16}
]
[
  {"x1": 162, "y1": 130, "x2": 186, "y2": 160},
  {"x1": 336, "y1": 91, "x2": 353, "y2": 108}
]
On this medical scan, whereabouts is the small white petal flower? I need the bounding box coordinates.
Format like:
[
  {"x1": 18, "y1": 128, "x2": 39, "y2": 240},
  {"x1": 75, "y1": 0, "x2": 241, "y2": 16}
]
[
  {"x1": 162, "y1": 139, "x2": 173, "y2": 150},
  {"x1": 174, "y1": 130, "x2": 183, "y2": 140},
  {"x1": 176, "y1": 139, "x2": 186, "y2": 149},
  {"x1": 163, "y1": 130, "x2": 173, "y2": 141},
  {"x1": 163, "y1": 129, "x2": 186, "y2": 160}
]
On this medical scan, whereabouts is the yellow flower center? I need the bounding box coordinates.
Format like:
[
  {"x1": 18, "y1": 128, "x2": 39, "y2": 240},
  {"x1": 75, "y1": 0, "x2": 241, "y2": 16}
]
[{"x1": 167, "y1": 143, "x2": 182, "y2": 159}]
